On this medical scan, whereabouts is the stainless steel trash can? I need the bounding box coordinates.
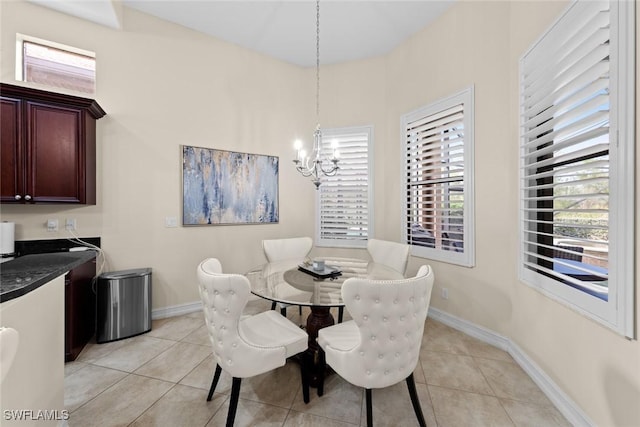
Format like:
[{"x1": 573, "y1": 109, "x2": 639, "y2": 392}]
[{"x1": 96, "y1": 268, "x2": 152, "y2": 343}]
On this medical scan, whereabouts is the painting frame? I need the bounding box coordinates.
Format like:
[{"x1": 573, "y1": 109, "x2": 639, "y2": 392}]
[{"x1": 182, "y1": 145, "x2": 279, "y2": 226}]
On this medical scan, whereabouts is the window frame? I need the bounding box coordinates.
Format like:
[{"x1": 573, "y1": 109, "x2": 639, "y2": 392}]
[
  {"x1": 400, "y1": 87, "x2": 475, "y2": 267},
  {"x1": 518, "y1": 0, "x2": 635, "y2": 337},
  {"x1": 16, "y1": 33, "x2": 96, "y2": 94},
  {"x1": 315, "y1": 125, "x2": 374, "y2": 249}
]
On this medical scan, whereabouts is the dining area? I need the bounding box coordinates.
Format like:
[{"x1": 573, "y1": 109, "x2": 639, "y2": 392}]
[
  {"x1": 196, "y1": 237, "x2": 435, "y2": 427},
  {"x1": 62, "y1": 232, "x2": 571, "y2": 427}
]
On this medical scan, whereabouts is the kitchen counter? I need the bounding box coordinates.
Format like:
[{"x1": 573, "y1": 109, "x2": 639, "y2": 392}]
[{"x1": 0, "y1": 251, "x2": 97, "y2": 302}]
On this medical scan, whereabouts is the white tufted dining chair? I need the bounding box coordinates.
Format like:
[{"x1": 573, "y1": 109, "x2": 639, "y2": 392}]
[
  {"x1": 262, "y1": 237, "x2": 313, "y2": 317},
  {"x1": 366, "y1": 238, "x2": 410, "y2": 275},
  {"x1": 197, "y1": 258, "x2": 309, "y2": 427},
  {"x1": 318, "y1": 265, "x2": 435, "y2": 427}
]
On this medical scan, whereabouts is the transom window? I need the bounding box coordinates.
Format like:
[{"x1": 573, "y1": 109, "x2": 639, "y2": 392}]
[{"x1": 17, "y1": 34, "x2": 95, "y2": 94}]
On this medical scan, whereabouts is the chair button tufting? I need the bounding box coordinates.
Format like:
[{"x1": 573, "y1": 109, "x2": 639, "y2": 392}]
[
  {"x1": 366, "y1": 370, "x2": 371, "y2": 375},
  {"x1": 400, "y1": 316, "x2": 405, "y2": 321},
  {"x1": 390, "y1": 335, "x2": 395, "y2": 341},
  {"x1": 214, "y1": 290, "x2": 219, "y2": 295},
  {"x1": 395, "y1": 352, "x2": 400, "y2": 357},
  {"x1": 383, "y1": 317, "x2": 388, "y2": 322},
  {"x1": 378, "y1": 354, "x2": 383, "y2": 359},
  {"x1": 375, "y1": 299, "x2": 379, "y2": 304},
  {"x1": 229, "y1": 290, "x2": 235, "y2": 295},
  {"x1": 393, "y1": 299, "x2": 398, "y2": 304},
  {"x1": 370, "y1": 335, "x2": 376, "y2": 341},
  {"x1": 384, "y1": 370, "x2": 389, "y2": 375},
  {"x1": 363, "y1": 315, "x2": 368, "y2": 320},
  {"x1": 410, "y1": 297, "x2": 414, "y2": 302},
  {"x1": 360, "y1": 351, "x2": 365, "y2": 356},
  {"x1": 232, "y1": 343, "x2": 237, "y2": 348},
  {"x1": 355, "y1": 295, "x2": 360, "y2": 300}
]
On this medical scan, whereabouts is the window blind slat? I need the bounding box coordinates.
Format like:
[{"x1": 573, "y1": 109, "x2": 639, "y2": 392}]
[{"x1": 406, "y1": 105, "x2": 463, "y2": 130}]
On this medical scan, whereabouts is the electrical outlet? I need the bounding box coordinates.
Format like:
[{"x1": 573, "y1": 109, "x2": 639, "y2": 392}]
[
  {"x1": 65, "y1": 218, "x2": 77, "y2": 231},
  {"x1": 47, "y1": 219, "x2": 59, "y2": 232},
  {"x1": 441, "y1": 288, "x2": 449, "y2": 300},
  {"x1": 165, "y1": 217, "x2": 178, "y2": 228}
]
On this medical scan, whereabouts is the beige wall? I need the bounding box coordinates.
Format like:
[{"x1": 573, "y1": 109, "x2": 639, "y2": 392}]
[
  {"x1": 321, "y1": 1, "x2": 639, "y2": 425},
  {"x1": 0, "y1": 1, "x2": 319, "y2": 310},
  {"x1": 1, "y1": 1, "x2": 639, "y2": 425},
  {"x1": 505, "y1": 3, "x2": 640, "y2": 427}
]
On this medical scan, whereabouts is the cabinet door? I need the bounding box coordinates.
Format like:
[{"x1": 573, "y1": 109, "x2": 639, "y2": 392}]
[
  {"x1": 26, "y1": 102, "x2": 87, "y2": 203},
  {"x1": 65, "y1": 259, "x2": 97, "y2": 362},
  {"x1": 0, "y1": 97, "x2": 24, "y2": 203}
]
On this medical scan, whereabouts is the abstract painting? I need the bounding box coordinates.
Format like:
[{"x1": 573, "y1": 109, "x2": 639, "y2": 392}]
[{"x1": 182, "y1": 145, "x2": 279, "y2": 225}]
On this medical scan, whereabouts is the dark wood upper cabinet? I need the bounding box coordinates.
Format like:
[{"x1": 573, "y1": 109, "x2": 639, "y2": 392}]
[{"x1": 0, "y1": 83, "x2": 105, "y2": 204}]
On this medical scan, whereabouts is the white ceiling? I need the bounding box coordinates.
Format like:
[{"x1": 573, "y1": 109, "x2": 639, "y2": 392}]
[{"x1": 28, "y1": 0, "x2": 455, "y2": 67}]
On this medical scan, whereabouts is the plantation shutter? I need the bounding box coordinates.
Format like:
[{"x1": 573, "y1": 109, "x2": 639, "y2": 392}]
[
  {"x1": 403, "y1": 87, "x2": 474, "y2": 267},
  {"x1": 520, "y1": 0, "x2": 610, "y2": 290},
  {"x1": 317, "y1": 128, "x2": 371, "y2": 247}
]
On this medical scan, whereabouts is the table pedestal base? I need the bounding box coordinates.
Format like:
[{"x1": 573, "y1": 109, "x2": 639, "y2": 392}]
[{"x1": 303, "y1": 306, "x2": 334, "y2": 397}]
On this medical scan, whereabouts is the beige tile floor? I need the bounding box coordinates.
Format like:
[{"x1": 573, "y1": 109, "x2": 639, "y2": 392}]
[{"x1": 65, "y1": 299, "x2": 571, "y2": 427}]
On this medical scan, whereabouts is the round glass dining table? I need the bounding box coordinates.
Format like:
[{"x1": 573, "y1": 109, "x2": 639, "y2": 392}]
[
  {"x1": 246, "y1": 257, "x2": 403, "y2": 392},
  {"x1": 247, "y1": 258, "x2": 403, "y2": 306}
]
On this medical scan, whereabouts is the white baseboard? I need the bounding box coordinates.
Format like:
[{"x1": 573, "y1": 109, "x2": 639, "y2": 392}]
[
  {"x1": 152, "y1": 301, "x2": 201, "y2": 320},
  {"x1": 428, "y1": 307, "x2": 511, "y2": 352},
  {"x1": 151, "y1": 294, "x2": 265, "y2": 320},
  {"x1": 428, "y1": 307, "x2": 594, "y2": 427}
]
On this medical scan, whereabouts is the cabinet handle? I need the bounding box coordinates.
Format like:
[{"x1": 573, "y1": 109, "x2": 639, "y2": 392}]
[
  {"x1": 24, "y1": 195, "x2": 32, "y2": 201},
  {"x1": 14, "y1": 195, "x2": 21, "y2": 201}
]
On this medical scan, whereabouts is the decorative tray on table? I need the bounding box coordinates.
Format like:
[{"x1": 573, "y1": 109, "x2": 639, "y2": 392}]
[{"x1": 298, "y1": 263, "x2": 342, "y2": 280}]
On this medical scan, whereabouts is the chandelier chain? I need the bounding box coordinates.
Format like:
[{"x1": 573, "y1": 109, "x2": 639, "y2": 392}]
[
  {"x1": 292, "y1": 0, "x2": 339, "y2": 189},
  {"x1": 316, "y1": 0, "x2": 320, "y2": 121}
]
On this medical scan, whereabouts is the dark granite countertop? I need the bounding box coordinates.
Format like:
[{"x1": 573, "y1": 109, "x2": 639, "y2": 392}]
[{"x1": 0, "y1": 251, "x2": 97, "y2": 303}]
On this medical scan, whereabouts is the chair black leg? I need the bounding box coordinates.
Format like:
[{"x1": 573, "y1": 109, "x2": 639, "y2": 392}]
[
  {"x1": 406, "y1": 373, "x2": 427, "y2": 427},
  {"x1": 299, "y1": 352, "x2": 310, "y2": 404},
  {"x1": 226, "y1": 377, "x2": 242, "y2": 427},
  {"x1": 338, "y1": 306, "x2": 344, "y2": 323},
  {"x1": 271, "y1": 301, "x2": 276, "y2": 310},
  {"x1": 298, "y1": 305, "x2": 303, "y2": 316},
  {"x1": 317, "y1": 349, "x2": 326, "y2": 397},
  {"x1": 207, "y1": 364, "x2": 222, "y2": 401},
  {"x1": 280, "y1": 306, "x2": 287, "y2": 316},
  {"x1": 365, "y1": 388, "x2": 373, "y2": 427}
]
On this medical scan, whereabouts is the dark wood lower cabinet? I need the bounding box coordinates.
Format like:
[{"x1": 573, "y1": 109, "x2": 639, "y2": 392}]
[{"x1": 65, "y1": 259, "x2": 96, "y2": 362}]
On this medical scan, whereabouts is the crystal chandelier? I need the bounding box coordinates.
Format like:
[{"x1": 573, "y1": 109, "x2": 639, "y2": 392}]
[{"x1": 293, "y1": 0, "x2": 339, "y2": 189}]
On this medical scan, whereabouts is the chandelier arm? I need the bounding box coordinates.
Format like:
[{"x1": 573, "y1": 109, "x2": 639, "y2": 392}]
[
  {"x1": 319, "y1": 164, "x2": 339, "y2": 175},
  {"x1": 296, "y1": 165, "x2": 317, "y2": 178}
]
